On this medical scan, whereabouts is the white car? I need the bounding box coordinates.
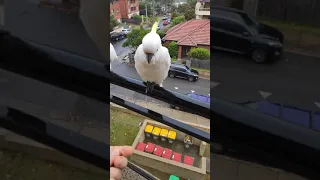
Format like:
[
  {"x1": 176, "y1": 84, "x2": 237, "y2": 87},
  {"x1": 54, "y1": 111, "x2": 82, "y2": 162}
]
[{"x1": 122, "y1": 29, "x2": 131, "y2": 35}]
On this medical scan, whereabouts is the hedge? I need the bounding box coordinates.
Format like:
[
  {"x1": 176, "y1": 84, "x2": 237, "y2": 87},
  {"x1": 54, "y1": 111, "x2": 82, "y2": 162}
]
[{"x1": 187, "y1": 48, "x2": 210, "y2": 60}]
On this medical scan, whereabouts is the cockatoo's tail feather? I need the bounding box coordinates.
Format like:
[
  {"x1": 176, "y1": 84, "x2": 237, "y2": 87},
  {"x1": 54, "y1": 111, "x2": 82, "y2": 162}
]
[{"x1": 151, "y1": 21, "x2": 159, "y2": 33}]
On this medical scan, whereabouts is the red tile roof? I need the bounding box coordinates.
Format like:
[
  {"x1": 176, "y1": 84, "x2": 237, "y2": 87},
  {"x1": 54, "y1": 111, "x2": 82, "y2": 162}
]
[{"x1": 164, "y1": 19, "x2": 210, "y2": 46}]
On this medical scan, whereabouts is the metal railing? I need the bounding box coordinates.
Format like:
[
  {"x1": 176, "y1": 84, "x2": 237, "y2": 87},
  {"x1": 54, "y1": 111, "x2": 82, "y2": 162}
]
[{"x1": 2, "y1": 30, "x2": 320, "y2": 179}]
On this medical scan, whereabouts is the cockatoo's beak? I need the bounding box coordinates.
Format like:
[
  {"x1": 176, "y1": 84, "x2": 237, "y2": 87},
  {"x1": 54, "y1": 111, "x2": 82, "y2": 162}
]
[{"x1": 146, "y1": 53, "x2": 153, "y2": 64}]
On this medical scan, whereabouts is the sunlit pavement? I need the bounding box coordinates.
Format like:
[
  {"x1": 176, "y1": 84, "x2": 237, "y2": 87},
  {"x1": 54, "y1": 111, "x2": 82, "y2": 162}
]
[{"x1": 211, "y1": 50, "x2": 320, "y2": 111}]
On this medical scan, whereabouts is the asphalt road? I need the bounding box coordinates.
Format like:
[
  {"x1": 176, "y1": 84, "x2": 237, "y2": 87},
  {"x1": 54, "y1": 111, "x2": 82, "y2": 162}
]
[
  {"x1": 111, "y1": 38, "x2": 131, "y2": 58},
  {"x1": 211, "y1": 50, "x2": 320, "y2": 111},
  {"x1": 110, "y1": 60, "x2": 210, "y2": 105}
]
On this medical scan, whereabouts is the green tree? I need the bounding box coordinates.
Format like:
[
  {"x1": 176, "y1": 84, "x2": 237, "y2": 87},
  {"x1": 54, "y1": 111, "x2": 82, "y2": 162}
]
[
  {"x1": 122, "y1": 28, "x2": 150, "y2": 51},
  {"x1": 184, "y1": 9, "x2": 195, "y2": 20},
  {"x1": 168, "y1": 41, "x2": 178, "y2": 59},
  {"x1": 110, "y1": 15, "x2": 119, "y2": 31},
  {"x1": 171, "y1": 15, "x2": 186, "y2": 26},
  {"x1": 187, "y1": 48, "x2": 210, "y2": 60},
  {"x1": 175, "y1": 1, "x2": 196, "y2": 20},
  {"x1": 187, "y1": 0, "x2": 197, "y2": 7},
  {"x1": 139, "y1": 2, "x2": 146, "y2": 10}
]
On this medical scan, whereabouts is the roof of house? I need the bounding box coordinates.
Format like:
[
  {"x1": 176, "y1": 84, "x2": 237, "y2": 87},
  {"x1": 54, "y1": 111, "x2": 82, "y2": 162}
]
[{"x1": 164, "y1": 19, "x2": 210, "y2": 46}]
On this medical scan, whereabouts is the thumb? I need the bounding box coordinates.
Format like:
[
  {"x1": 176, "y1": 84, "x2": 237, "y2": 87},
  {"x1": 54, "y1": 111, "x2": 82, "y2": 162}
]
[{"x1": 110, "y1": 147, "x2": 120, "y2": 166}]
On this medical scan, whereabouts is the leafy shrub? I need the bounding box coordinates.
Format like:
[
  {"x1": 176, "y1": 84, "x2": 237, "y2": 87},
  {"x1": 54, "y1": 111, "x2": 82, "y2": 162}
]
[
  {"x1": 132, "y1": 15, "x2": 142, "y2": 22},
  {"x1": 187, "y1": 48, "x2": 210, "y2": 60},
  {"x1": 157, "y1": 30, "x2": 165, "y2": 39},
  {"x1": 168, "y1": 41, "x2": 178, "y2": 59}
]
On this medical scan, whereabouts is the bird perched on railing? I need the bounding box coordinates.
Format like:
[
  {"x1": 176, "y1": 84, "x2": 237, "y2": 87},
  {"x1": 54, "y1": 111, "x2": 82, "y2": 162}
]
[{"x1": 134, "y1": 21, "x2": 171, "y2": 94}]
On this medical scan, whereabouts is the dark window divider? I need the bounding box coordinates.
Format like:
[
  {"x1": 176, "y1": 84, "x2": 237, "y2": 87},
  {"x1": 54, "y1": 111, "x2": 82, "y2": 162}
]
[{"x1": 0, "y1": 105, "x2": 109, "y2": 171}]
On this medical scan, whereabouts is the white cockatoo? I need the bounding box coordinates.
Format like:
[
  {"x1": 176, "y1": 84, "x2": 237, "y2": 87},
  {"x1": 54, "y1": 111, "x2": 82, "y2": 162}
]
[
  {"x1": 110, "y1": 43, "x2": 118, "y2": 70},
  {"x1": 79, "y1": 0, "x2": 118, "y2": 69},
  {"x1": 134, "y1": 21, "x2": 171, "y2": 94}
]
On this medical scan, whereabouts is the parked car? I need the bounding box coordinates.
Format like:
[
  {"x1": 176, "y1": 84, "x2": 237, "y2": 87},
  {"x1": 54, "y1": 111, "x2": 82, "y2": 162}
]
[
  {"x1": 170, "y1": 93, "x2": 210, "y2": 109},
  {"x1": 167, "y1": 18, "x2": 171, "y2": 23},
  {"x1": 163, "y1": 20, "x2": 168, "y2": 26},
  {"x1": 110, "y1": 32, "x2": 126, "y2": 41},
  {"x1": 162, "y1": 15, "x2": 167, "y2": 20},
  {"x1": 211, "y1": 6, "x2": 284, "y2": 63},
  {"x1": 122, "y1": 28, "x2": 131, "y2": 35},
  {"x1": 168, "y1": 63, "x2": 199, "y2": 82}
]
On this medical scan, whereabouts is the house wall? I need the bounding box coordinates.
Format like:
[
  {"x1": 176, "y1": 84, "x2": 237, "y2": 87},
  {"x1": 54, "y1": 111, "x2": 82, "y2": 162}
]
[
  {"x1": 119, "y1": 0, "x2": 139, "y2": 19},
  {"x1": 110, "y1": 0, "x2": 121, "y2": 21}
]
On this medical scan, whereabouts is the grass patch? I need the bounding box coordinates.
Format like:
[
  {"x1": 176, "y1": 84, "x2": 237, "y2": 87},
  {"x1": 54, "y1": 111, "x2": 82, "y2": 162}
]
[
  {"x1": 192, "y1": 67, "x2": 210, "y2": 73},
  {"x1": 259, "y1": 19, "x2": 320, "y2": 35},
  {"x1": 0, "y1": 150, "x2": 105, "y2": 180},
  {"x1": 110, "y1": 108, "x2": 145, "y2": 146}
]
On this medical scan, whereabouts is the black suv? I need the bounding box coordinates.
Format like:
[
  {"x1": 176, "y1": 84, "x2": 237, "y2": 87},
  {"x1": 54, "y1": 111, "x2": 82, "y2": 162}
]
[
  {"x1": 168, "y1": 63, "x2": 199, "y2": 82},
  {"x1": 110, "y1": 32, "x2": 126, "y2": 41},
  {"x1": 211, "y1": 6, "x2": 284, "y2": 63}
]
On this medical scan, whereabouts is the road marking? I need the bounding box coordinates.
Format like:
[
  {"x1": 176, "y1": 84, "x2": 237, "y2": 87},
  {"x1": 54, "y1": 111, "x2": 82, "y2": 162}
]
[
  {"x1": 210, "y1": 81, "x2": 220, "y2": 89},
  {"x1": 259, "y1": 91, "x2": 272, "y2": 99},
  {"x1": 174, "y1": 87, "x2": 179, "y2": 90},
  {"x1": 191, "y1": 90, "x2": 195, "y2": 93},
  {"x1": 315, "y1": 102, "x2": 320, "y2": 108}
]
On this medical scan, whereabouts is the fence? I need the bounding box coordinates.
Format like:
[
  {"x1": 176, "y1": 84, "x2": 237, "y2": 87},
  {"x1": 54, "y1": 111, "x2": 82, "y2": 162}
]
[
  {"x1": 258, "y1": 0, "x2": 320, "y2": 27},
  {"x1": 2, "y1": 30, "x2": 320, "y2": 179},
  {"x1": 190, "y1": 58, "x2": 210, "y2": 70}
]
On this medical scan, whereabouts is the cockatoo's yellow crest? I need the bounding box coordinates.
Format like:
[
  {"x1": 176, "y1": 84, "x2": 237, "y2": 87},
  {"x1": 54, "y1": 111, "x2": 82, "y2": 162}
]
[{"x1": 151, "y1": 21, "x2": 159, "y2": 33}]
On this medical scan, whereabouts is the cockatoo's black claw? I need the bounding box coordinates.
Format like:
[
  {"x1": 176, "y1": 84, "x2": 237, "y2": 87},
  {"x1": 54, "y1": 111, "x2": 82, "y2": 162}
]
[{"x1": 145, "y1": 81, "x2": 156, "y2": 94}]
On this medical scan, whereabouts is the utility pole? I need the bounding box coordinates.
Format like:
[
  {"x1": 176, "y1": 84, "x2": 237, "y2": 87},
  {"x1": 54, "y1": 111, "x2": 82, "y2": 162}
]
[
  {"x1": 146, "y1": 3, "x2": 148, "y2": 21},
  {"x1": 152, "y1": 0, "x2": 155, "y2": 19}
]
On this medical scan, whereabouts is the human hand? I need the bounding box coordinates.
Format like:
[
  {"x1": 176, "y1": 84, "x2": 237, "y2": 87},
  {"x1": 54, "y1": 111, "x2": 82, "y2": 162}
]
[{"x1": 110, "y1": 146, "x2": 134, "y2": 180}]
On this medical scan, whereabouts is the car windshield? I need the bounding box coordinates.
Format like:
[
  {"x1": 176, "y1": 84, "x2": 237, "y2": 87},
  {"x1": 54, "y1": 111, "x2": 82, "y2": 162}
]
[{"x1": 241, "y1": 13, "x2": 259, "y2": 34}]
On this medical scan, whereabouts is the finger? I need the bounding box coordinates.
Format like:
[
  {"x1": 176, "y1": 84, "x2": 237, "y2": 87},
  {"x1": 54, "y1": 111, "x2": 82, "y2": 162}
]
[
  {"x1": 118, "y1": 146, "x2": 134, "y2": 157},
  {"x1": 110, "y1": 147, "x2": 120, "y2": 166},
  {"x1": 111, "y1": 146, "x2": 134, "y2": 157},
  {"x1": 110, "y1": 146, "x2": 134, "y2": 166},
  {"x1": 110, "y1": 167, "x2": 122, "y2": 180},
  {"x1": 114, "y1": 156, "x2": 128, "y2": 169}
]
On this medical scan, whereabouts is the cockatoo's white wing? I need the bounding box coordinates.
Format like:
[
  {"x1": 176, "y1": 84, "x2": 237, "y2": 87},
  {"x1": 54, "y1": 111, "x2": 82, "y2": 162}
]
[
  {"x1": 135, "y1": 45, "x2": 171, "y2": 85},
  {"x1": 156, "y1": 46, "x2": 171, "y2": 82},
  {"x1": 134, "y1": 44, "x2": 148, "y2": 82},
  {"x1": 79, "y1": 0, "x2": 110, "y2": 63},
  {"x1": 110, "y1": 43, "x2": 118, "y2": 70},
  {"x1": 110, "y1": 43, "x2": 118, "y2": 62}
]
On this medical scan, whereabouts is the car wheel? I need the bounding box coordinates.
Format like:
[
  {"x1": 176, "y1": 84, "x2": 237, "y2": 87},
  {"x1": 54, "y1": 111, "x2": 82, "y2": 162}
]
[
  {"x1": 251, "y1": 49, "x2": 267, "y2": 63},
  {"x1": 188, "y1": 76, "x2": 194, "y2": 82},
  {"x1": 169, "y1": 72, "x2": 175, "y2": 78}
]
